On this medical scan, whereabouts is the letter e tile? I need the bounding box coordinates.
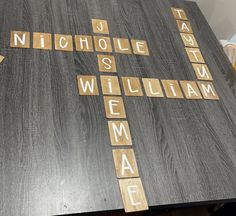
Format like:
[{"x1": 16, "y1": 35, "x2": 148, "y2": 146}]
[
  {"x1": 104, "y1": 96, "x2": 126, "y2": 118},
  {"x1": 176, "y1": 20, "x2": 193, "y2": 33},
  {"x1": 131, "y1": 40, "x2": 149, "y2": 56},
  {"x1": 118, "y1": 178, "x2": 149, "y2": 213}
]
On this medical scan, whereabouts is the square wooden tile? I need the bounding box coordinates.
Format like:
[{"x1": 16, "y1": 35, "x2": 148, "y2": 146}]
[
  {"x1": 77, "y1": 75, "x2": 99, "y2": 95},
  {"x1": 185, "y1": 48, "x2": 205, "y2": 63},
  {"x1": 180, "y1": 33, "x2": 198, "y2": 47},
  {"x1": 33, "y1": 32, "x2": 52, "y2": 50},
  {"x1": 108, "y1": 121, "x2": 132, "y2": 146},
  {"x1": 176, "y1": 20, "x2": 193, "y2": 33},
  {"x1": 55, "y1": 34, "x2": 73, "y2": 51},
  {"x1": 118, "y1": 178, "x2": 149, "y2": 213},
  {"x1": 113, "y1": 38, "x2": 132, "y2": 54},
  {"x1": 94, "y1": 36, "x2": 112, "y2": 52},
  {"x1": 171, "y1": 7, "x2": 188, "y2": 20},
  {"x1": 112, "y1": 149, "x2": 139, "y2": 178},
  {"x1": 197, "y1": 81, "x2": 219, "y2": 100},
  {"x1": 0, "y1": 55, "x2": 4, "y2": 63},
  {"x1": 100, "y1": 75, "x2": 121, "y2": 95},
  {"x1": 104, "y1": 96, "x2": 126, "y2": 118},
  {"x1": 10, "y1": 31, "x2": 30, "y2": 48},
  {"x1": 92, "y1": 19, "x2": 109, "y2": 34},
  {"x1": 122, "y1": 77, "x2": 143, "y2": 96},
  {"x1": 75, "y1": 35, "x2": 94, "y2": 52},
  {"x1": 131, "y1": 40, "x2": 149, "y2": 56},
  {"x1": 142, "y1": 78, "x2": 164, "y2": 97},
  {"x1": 192, "y1": 63, "x2": 213, "y2": 80},
  {"x1": 161, "y1": 80, "x2": 184, "y2": 99},
  {"x1": 180, "y1": 81, "x2": 202, "y2": 99},
  {"x1": 97, "y1": 55, "x2": 117, "y2": 72}
]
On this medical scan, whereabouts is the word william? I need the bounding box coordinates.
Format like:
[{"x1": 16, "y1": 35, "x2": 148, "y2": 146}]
[
  {"x1": 10, "y1": 28, "x2": 149, "y2": 55},
  {"x1": 78, "y1": 75, "x2": 219, "y2": 101}
]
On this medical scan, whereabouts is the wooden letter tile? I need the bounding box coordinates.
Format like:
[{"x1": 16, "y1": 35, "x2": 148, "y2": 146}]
[
  {"x1": 94, "y1": 36, "x2": 112, "y2": 52},
  {"x1": 192, "y1": 63, "x2": 213, "y2": 80},
  {"x1": 113, "y1": 38, "x2": 132, "y2": 54},
  {"x1": 161, "y1": 80, "x2": 184, "y2": 99},
  {"x1": 33, "y1": 32, "x2": 52, "y2": 50},
  {"x1": 75, "y1": 35, "x2": 93, "y2": 52},
  {"x1": 97, "y1": 55, "x2": 117, "y2": 72},
  {"x1": 77, "y1": 75, "x2": 99, "y2": 95},
  {"x1": 92, "y1": 19, "x2": 109, "y2": 34},
  {"x1": 131, "y1": 40, "x2": 149, "y2": 56},
  {"x1": 0, "y1": 55, "x2": 4, "y2": 64},
  {"x1": 176, "y1": 20, "x2": 193, "y2": 33},
  {"x1": 104, "y1": 96, "x2": 126, "y2": 118},
  {"x1": 122, "y1": 77, "x2": 143, "y2": 97},
  {"x1": 119, "y1": 178, "x2": 149, "y2": 213},
  {"x1": 197, "y1": 81, "x2": 219, "y2": 100},
  {"x1": 100, "y1": 75, "x2": 121, "y2": 95},
  {"x1": 180, "y1": 33, "x2": 198, "y2": 47},
  {"x1": 185, "y1": 48, "x2": 205, "y2": 63},
  {"x1": 180, "y1": 81, "x2": 202, "y2": 99},
  {"x1": 171, "y1": 8, "x2": 188, "y2": 20},
  {"x1": 112, "y1": 149, "x2": 139, "y2": 178},
  {"x1": 55, "y1": 34, "x2": 73, "y2": 51},
  {"x1": 108, "y1": 121, "x2": 132, "y2": 146},
  {"x1": 142, "y1": 78, "x2": 164, "y2": 97},
  {"x1": 10, "y1": 31, "x2": 30, "y2": 48}
]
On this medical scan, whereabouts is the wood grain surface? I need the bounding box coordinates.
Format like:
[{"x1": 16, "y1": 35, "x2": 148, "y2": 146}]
[{"x1": 0, "y1": 0, "x2": 236, "y2": 215}]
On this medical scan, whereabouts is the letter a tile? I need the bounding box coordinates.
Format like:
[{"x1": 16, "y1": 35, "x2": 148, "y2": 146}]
[
  {"x1": 180, "y1": 81, "x2": 202, "y2": 99},
  {"x1": 112, "y1": 149, "x2": 139, "y2": 178},
  {"x1": 176, "y1": 20, "x2": 193, "y2": 34}
]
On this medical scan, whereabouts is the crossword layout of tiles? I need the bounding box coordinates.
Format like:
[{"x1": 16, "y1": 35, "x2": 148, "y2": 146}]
[{"x1": 8, "y1": 7, "x2": 219, "y2": 213}]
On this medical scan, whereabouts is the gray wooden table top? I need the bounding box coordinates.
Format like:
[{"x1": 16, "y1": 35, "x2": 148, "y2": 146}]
[{"x1": 1, "y1": 0, "x2": 236, "y2": 215}]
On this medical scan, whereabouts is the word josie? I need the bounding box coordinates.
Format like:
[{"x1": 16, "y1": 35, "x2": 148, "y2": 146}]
[{"x1": 9, "y1": 8, "x2": 220, "y2": 213}]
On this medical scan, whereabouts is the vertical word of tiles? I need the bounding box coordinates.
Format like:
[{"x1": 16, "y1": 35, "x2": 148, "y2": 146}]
[
  {"x1": 171, "y1": 7, "x2": 216, "y2": 86},
  {"x1": 76, "y1": 19, "x2": 148, "y2": 213}
]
